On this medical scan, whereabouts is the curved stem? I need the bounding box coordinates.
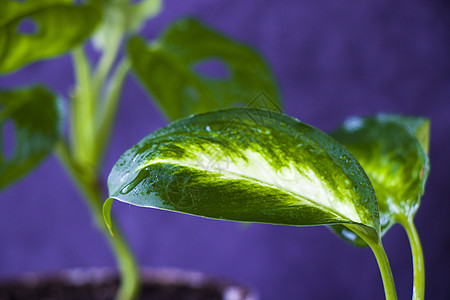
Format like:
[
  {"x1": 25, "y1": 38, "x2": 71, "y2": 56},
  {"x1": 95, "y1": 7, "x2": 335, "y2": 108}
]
[
  {"x1": 66, "y1": 23, "x2": 138, "y2": 299},
  {"x1": 368, "y1": 240, "x2": 398, "y2": 300},
  {"x1": 56, "y1": 142, "x2": 140, "y2": 300},
  {"x1": 347, "y1": 225, "x2": 398, "y2": 300},
  {"x1": 398, "y1": 217, "x2": 425, "y2": 300}
]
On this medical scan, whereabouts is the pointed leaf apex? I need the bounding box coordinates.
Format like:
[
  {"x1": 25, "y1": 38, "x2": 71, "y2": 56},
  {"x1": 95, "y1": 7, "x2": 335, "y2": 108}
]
[{"x1": 103, "y1": 198, "x2": 114, "y2": 236}]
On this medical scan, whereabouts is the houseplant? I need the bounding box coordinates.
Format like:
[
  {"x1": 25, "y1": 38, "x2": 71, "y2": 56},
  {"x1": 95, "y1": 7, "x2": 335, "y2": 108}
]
[
  {"x1": 1, "y1": 0, "x2": 448, "y2": 299},
  {"x1": 103, "y1": 107, "x2": 429, "y2": 300},
  {"x1": 0, "y1": 0, "x2": 278, "y2": 299}
]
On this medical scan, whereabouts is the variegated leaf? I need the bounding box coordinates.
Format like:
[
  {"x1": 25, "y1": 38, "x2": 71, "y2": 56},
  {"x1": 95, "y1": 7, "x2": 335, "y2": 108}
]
[
  {"x1": 329, "y1": 114, "x2": 430, "y2": 246},
  {"x1": 105, "y1": 109, "x2": 380, "y2": 243}
]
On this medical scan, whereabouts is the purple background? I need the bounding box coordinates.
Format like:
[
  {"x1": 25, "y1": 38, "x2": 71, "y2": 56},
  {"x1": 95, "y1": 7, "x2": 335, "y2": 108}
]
[{"x1": 1, "y1": 0, "x2": 449, "y2": 299}]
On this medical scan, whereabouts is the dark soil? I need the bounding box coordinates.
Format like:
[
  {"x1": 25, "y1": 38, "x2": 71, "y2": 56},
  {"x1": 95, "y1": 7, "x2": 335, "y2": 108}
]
[
  {"x1": 0, "y1": 278, "x2": 223, "y2": 300},
  {"x1": 0, "y1": 268, "x2": 253, "y2": 300}
]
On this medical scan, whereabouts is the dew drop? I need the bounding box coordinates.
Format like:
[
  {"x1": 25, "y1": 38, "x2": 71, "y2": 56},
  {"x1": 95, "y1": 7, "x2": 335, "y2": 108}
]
[
  {"x1": 121, "y1": 184, "x2": 133, "y2": 195},
  {"x1": 120, "y1": 167, "x2": 150, "y2": 194}
]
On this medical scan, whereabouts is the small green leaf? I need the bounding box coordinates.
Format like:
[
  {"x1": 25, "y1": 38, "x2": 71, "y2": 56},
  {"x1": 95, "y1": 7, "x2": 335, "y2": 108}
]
[
  {"x1": 0, "y1": 86, "x2": 62, "y2": 190},
  {"x1": 329, "y1": 114, "x2": 430, "y2": 246},
  {"x1": 107, "y1": 108, "x2": 379, "y2": 243},
  {"x1": 128, "y1": 18, "x2": 281, "y2": 121},
  {"x1": 0, "y1": 0, "x2": 101, "y2": 73},
  {"x1": 127, "y1": 0, "x2": 162, "y2": 32},
  {"x1": 92, "y1": 0, "x2": 162, "y2": 51}
]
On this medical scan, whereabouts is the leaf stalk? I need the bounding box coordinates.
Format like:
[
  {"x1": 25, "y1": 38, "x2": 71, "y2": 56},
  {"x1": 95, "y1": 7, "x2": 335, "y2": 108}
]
[
  {"x1": 55, "y1": 141, "x2": 140, "y2": 300},
  {"x1": 397, "y1": 216, "x2": 425, "y2": 300},
  {"x1": 64, "y1": 40, "x2": 139, "y2": 300},
  {"x1": 348, "y1": 225, "x2": 398, "y2": 300}
]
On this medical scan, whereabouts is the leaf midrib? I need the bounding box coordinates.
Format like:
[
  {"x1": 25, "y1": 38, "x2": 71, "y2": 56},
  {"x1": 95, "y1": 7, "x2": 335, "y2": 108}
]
[{"x1": 132, "y1": 159, "x2": 356, "y2": 225}]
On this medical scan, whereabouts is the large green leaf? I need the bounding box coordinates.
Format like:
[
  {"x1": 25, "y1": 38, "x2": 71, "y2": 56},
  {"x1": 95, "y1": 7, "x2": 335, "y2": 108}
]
[
  {"x1": 128, "y1": 18, "x2": 281, "y2": 121},
  {"x1": 0, "y1": 86, "x2": 62, "y2": 190},
  {"x1": 329, "y1": 114, "x2": 430, "y2": 247},
  {"x1": 0, "y1": 0, "x2": 101, "y2": 73},
  {"x1": 105, "y1": 108, "x2": 379, "y2": 243}
]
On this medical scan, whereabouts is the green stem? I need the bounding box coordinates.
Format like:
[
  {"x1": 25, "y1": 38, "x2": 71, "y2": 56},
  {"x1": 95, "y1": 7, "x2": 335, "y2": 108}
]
[
  {"x1": 55, "y1": 141, "x2": 140, "y2": 300},
  {"x1": 368, "y1": 240, "x2": 398, "y2": 300},
  {"x1": 93, "y1": 58, "x2": 130, "y2": 169},
  {"x1": 348, "y1": 225, "x2": 398, "y2": 300},
  {"x1": 398, "y1": 217, "x2": 425, "y2": 300},
  {"x1": 68, "y1": 23, "x2": 139, "y2": 300},
  {"x1": 71, "y1": 47, "x2": 96, "y2": 167},
  {"x1": 92, "y1": 26, "x2": 123, "y2": 100}
]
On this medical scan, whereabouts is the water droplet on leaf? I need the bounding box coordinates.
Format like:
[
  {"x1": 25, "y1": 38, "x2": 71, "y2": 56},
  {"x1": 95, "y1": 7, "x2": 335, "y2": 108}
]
[{"x1": 120, "y1": 167, "x2": 150, "y2": 194}]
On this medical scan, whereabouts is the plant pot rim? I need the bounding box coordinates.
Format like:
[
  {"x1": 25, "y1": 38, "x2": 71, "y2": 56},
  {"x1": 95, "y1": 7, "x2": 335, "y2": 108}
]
[{"x1": 0, "y1": 267, "x2": 258, "y2": 300}]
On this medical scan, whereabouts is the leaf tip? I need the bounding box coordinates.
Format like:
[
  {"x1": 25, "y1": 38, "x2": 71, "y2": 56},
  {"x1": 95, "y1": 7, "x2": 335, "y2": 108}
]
[{"x1": 103, "y1": 198, "x2": 114, "y2": 236}]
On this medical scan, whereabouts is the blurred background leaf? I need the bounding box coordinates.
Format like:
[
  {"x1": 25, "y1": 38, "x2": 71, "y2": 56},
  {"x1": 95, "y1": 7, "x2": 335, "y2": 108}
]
[
  {"x1": 92, "y1": 0, "x2": 162, "y2": 51},
  {"x1": 329, "y1": 114, "x2": 430, "y2": 246},
  {"x1": 0, "y1": 86, "x2": 62, "y2": 191},
  {"x1": 0, "y1": 0, "x2": 101, "y2": 74},
  {"x1": 128, "y1": 18, "x2": 281, "y2": 121}
]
